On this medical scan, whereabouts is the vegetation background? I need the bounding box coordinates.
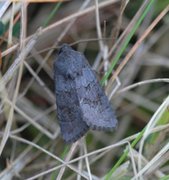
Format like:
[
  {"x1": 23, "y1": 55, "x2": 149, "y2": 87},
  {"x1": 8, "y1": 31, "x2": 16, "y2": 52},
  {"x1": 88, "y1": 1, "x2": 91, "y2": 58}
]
[{"x1": 0, "y1": 0, "x2": 169, "y2": 179}]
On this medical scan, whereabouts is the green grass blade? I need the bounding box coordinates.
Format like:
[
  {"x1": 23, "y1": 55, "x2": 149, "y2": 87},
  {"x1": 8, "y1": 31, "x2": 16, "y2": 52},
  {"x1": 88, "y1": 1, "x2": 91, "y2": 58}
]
[
  {"x1": 101, "y1": 0, "x2": 155, "y2": 86},
  {"x1": 104, "y1": 1, "x2": 156, "y2": 178},
  {"x1": 160, "y1": 175, "x2": 169, "y2": 180},
  {"x1": 105, "y1": 127, "x2": 146, "y2": 180},
  {"x1": 43, "y1": 2, "x2": 62, "y2": 27}
]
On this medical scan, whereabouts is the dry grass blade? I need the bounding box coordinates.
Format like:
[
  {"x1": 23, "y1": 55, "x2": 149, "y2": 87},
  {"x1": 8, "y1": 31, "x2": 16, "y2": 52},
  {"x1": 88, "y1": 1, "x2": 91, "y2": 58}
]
[
  {"x1": 0, "y1": 1, "x2": 168, "y2": 179},
  {"x1": 110, "y1": 4, "x2": 169, "y2": 83}
]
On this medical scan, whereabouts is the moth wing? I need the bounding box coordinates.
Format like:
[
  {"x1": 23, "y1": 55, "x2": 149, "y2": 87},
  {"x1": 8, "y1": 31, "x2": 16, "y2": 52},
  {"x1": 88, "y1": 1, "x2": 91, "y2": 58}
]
[
  {"x1": 76, "y1": 67, "x2": 118, "y2": 130},
  {"x1": 59, "y1": 116, "x2": 89, "y2": 143},
  {"x1": 56, "y1": 87, "x2": 89, "y2": 143}
]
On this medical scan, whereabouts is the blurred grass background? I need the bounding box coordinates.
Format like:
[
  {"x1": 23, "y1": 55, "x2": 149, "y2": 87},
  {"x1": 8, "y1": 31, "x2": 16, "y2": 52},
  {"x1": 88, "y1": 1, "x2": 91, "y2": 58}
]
[{"x1": 0, "y1": 0, "x2": 169, "y2": 179}]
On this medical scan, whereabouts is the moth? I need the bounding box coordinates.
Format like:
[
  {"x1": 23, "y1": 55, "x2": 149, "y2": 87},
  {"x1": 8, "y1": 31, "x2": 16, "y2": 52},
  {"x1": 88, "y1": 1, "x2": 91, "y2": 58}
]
[{"x1": 54, "y1": 44, "x2": 117, "y2": 143}]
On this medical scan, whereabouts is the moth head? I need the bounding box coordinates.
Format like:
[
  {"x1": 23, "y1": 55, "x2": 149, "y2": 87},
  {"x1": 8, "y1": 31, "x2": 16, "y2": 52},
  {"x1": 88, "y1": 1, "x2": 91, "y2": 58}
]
[
  {"x1": 58, "y1": 44, "x2": 71, "y2": 55},
  {"x1": 55, "y1": 44, "x2": 86, "y2": 77}
]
